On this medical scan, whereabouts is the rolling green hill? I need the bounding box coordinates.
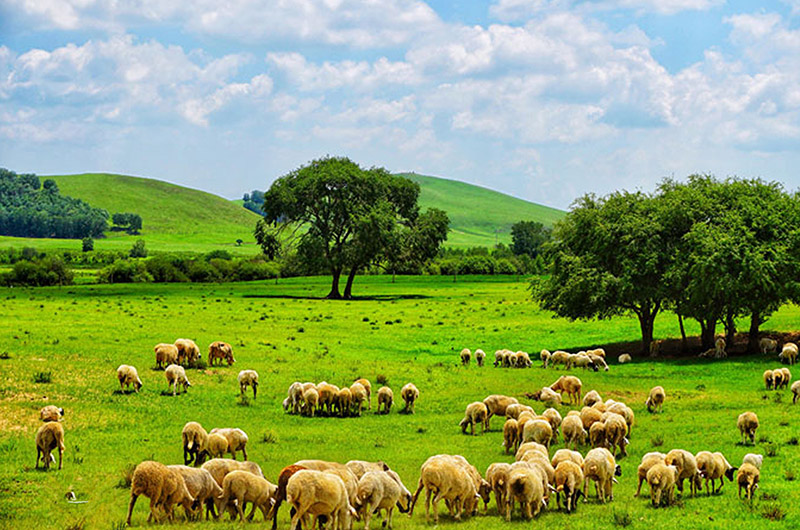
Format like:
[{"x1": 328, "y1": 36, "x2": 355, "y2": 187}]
[
  {"x1": 399, "y1": 173, "x2": 564, "y2": 247},
  {"x1": 0, "y1": 173, "x2": 261, "y2": 254}
]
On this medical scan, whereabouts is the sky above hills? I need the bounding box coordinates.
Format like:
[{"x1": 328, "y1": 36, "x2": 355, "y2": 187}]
[{"x1": 1, "y1": 0, "x2": 799, "y2": 208}]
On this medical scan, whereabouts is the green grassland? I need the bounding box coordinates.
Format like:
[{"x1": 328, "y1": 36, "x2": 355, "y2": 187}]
[
  {"x1": 401, "y1": 173, "x2": 565, "y2": 247},
  {"x1": 0, "y1": 276, "x2": 797, "y2": 530}
]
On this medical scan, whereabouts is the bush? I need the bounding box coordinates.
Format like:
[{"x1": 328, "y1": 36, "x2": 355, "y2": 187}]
[
  {"x1": 98, "y1": 259, "x2": 153, "y2": 283},
  {"x1": 33, "y1": 371, "x2": 52, "y2": 384},
  {"x1": 205, "y1": 250, "x2": 232, "y2": 261},
  {"x1": 494, "y1": 258, "x2": 519, "y2": 275},
  {"x1": 2, "y1": 257, "x2": 73, "y2": 286},
  {"x1": 186, "y1": 260, "x2": 221, "y2": 283},
  {"x1": 129, "y1": 239, "x2": 147, "y2": 258},
  {"x1": 82, "y1": 237, "x2": 94, "y2": 252},
  {"x1": 232, "y1": 260, "x2": 279, "y2": 281},
  {"x1": 145, "y1": 255, "x2": 188, "y2": 283},
  {"x1": 461, "y1": 255, "x2": 494, "y2": 275}
]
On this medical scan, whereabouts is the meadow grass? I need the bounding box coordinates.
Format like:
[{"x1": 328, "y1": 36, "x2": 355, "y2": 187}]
[{"x1": 0, "y1": 275, "x2": 797, "y2": 530}]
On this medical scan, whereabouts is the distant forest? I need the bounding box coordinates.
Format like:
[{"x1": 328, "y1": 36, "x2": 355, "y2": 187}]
[
  {"x1": 242, "y1": 190, "x2": 264, "y2": 214},
  {"x1": 0, "y1": 168, "x2": 109, "y2": 238}
]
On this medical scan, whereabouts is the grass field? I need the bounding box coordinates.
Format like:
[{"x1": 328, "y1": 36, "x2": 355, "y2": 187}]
[{"x1": 0, "y1": 275, "x2": 797, "y2": 530}]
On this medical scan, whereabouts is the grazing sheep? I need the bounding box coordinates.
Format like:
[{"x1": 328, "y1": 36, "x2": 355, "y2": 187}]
[
  {"x1": 117, "y1": 365, "x2": 143, "y2": 393},
  {"x1": 515, "y1": 442, "x2": 549, "y2": 462},
  {"x1": 165, "y1": 364, "x2": 191, "y2": 396},
  {"x1": 292, "y1": 460, "x2": 360, "y2": 508},
  {"x1": 182, "y1": 421, "x2": 209, "y2": 466},
  {"x1": 550, "y1": 375, "x2": 582, "y2": 405},
  {"x1": 522, "y1": 419, "x2": 553, "y2": 449},
  {"x1": 218, "y1": 469, "x2": 277, "y2": 522},
  {"x1": 780, "y1": 342, "x2": 798, "y2": 365},
  {"x1": 126, "y1": 461, "x2": 196, "y2": 525},
  {"x1": 554, "y1": 460, "x2": 584, "y2": 513},
  {"x1": 792, "y1": 380, "x2": 800, "y2": 404},
  {"x1": 504, "y1": 403, "x2": 530, "y2": 420},
  {"x1": 206, "y1": 433, "x2": 229, "y2": 460},
  {"x1": 208, "y1": 341, "x2": 235, "y2": 366},
  {"x1": 355, "y1": 378, "x2": 372, "y2": 410},
  {"x1": 582, "y1": 448, "x2": 621, "y2": 503},
  {"x1": 541, "y1": 407, "x2": 562, "y2": 439},
  {"x1": 346, "y1": 461, "x2": 390, "y2": 480},
  {"x1": 778, "y1": 367, "x2": 792, "y2": 389},
  {"x1": 350, "y1": 382, "x2": 368, "y2": 416},
  {"x1": 353, "y1": 470, "x2": 412, "y2": 530},
  {"x1": 505, "y1": 465, "x2": 545, "y2": 520},
  {"x1": 742, "y1": 453, "x2": 763, "y2": 470},
  {"x1": 531, "y1": 387, "x2": 562, "y2": 407},
  {"x1": 400, "y1": 383, "x2": 419, "y2": 414},
  {"x1": 237, "y1": 370, "x2": 259, "y2": 399},
  {"x1": 35, "y1": 421, "x2": 65, "y2": 470},
  {"x1": 580, "y1": 406, "x2": 603, "y2": 431},
  {"x1": 284, "y1": 382, "x2": 304, "y2": 415},
  {"x1": 317, "y1": 382, "x2": 339, "y2": 416},
  {"x1": 208, "y1": 428, "x2": 248, "y2": 460},
  {"x1": 486, "y1": 463, "x2": 512, "y2": 515},
  {"x1": 715, "y1": 337, "x2": 727, "y2": 359},
  {"x1": 39, "y1": 405, "x2": 63, "y2": 422},
  {"x1": 518, "y1": 452, "x2": 555, "y2": 491},
  {"x1": 736, "y1": 463, "x2": 760, "y2": 500},
  {"x1": 737, "y1": 411, "x2": 759, "y2": 445},
  {"x1": 647, "y1": 463, "x2": 679, "y2": 507},
  {"x1": 483, "y1": 395, "x2": 519, "y2": 429},
  {"x1": 302, "y1": 387, "x2": 320, "y2": 417},
  {"x1": 335, "y1": 387, "x2": 352, "y2": 417},
  {"x1": 773, "y1": 369, "x2": 785, "y2": 390},
  {"x1": 764, "y1": 369, "x2": 774, "y2": 390},
  {"x1": 175, "y1": 338, "x2": 201, "y2": 365},
  {"x1": 760, "y1": 337, "x2": 778, "y2": 355},
  {"x1": 604, "y1": 413, "x2": 629, "y2": 457},
  {"x1": 267, "y1": 465, "x2": 307, "y2": 530},
  {"x1": 516, "y1": 351, "x2": 532, "y2": 368},
  {"x1": 461, "y1": 401, "x2": 489, "y2": 435},
  {"x1": 589, "y1": 421, "x2": 606, "y2": 449},
  {"x1": 460, "y1": 348, "x2": 471, "y2": 366},
  {"x1": 540, "y1": 350, "x2": 551, "y2": 368},
  {"x1": 583, "y1": 390, "x2": 602, "y2": 408},
  {"x1": 408, "y1": 455, "x2": 478, "y2": 523},
  {"x1": 588, "y1": 353, "x2": 608, "y2": 371},
  {"x1": 551, "y1": 449, "x2": 584, "y2": 469},
  {"x1": 503, "y1": 419, "x2": 519, "y2": 454},
  {"x1": 695, "y1": 451, "x2": 737, "y2": 495},
  {"x1": 154, "y1": 343, "x2": 179, "y2": 369},
  {"x1": 201, "y1": 458, "x2": 264, "y2": 489},
  {"x1": 547, "y1": 350, "x2": 571, "y2": 369},
  {"x1": 635, "y1": 452, "x2": 666, "y2": 497},
  {"x1": 664, "y1": 449, "x2": 701, "y2": 497},
  {"x1": 377, "y1": 386, "x2": 393, "y2": 414},
  {"x1": 618, "y1": 353, "x2": 632, "y2": 364},
  {"x1": 167, "y1": 465, "x2": 222, "y2": 520},
  {"x1": 561, "y1": 415, "x2": 587, "y2": 449},
  {"x1": 645, "y1": 386, "x2": 666, "y2": 413},
  {"x1": 475, "y1": 349, "x2": 486, "y2": 367},
  {"x1": 566, "y1": 353, "x2": 593, "y2": 370}
]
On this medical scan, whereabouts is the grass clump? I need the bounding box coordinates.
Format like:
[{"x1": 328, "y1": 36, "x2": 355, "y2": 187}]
[
  {"x1": 33, "y1": 371, "x2": 52, "y2": 384},
  {"x1": 612, "y1": 510, "x2": 632, "y2": 527},
  {"x1": 761, "y1": 503, "x2": 786, "y2": 521}
]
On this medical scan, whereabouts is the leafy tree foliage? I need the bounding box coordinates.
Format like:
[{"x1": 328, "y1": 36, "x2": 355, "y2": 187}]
[
  {"x1": 242, "y1": 190, "x2": 265, "y2": 214},
  {"x1": 511, "y1": 220, "x2": 551, "y2": 257},
  {"x1": 82, "y1": 237, "x2": 94, "y2": 252},
  {"x1": 111, "y1": 212, "x2": 143, "y2": 234},
  {"x1": 129, "y1": 239, "x2": 147, "y2": 258},
  {"x1": 0, "y1": 168, "x2": 108, "y2": 239}
]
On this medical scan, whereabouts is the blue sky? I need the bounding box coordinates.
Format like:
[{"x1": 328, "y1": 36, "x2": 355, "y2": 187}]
[{"x1": 1, "y1": 0, "x2": 800, "y2": 209}]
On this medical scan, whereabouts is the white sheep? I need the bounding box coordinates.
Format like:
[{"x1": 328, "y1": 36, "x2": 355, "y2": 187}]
[
  {"x1": 350, "y1": 382, "x2": 368, "y2": 416},
  {"x1": 561, "y1": 414, "x2": 587, "y2": 449},
  {"x1": 460, "y1": 348, "x2": 471, "y2": 366},
  {"x1": 284, "y1": 382, "x2": 304, "y2": 414},
  {"x1": 635, "y1": 452, "x2": 666, "y2": 497},
  {"x1": 218, "y1": 469, "x2": 277, "y2": 522},
  {"x1": 126, "y1": 461, "x2": 196, "y2": 525},
  {"x1": 408, "y1": 455, "x2": 478, "y2": 523},
  {"x1": 503, "y1": 418, "x2": 519, "y2": 454},
  {"x1": 540, "y1": 349, "x2": 551, "y2": 368},
  {"x1": 582, "y1": 447, "x2": 621, "y2": 503},
  {"x1": 554, "y1": 460, "x2": 584, "y2": 513},
  {"x1": 737, "y1": 411, "x2": 759, "y2": 445},
  {"x1": 165, "y1": 364, "x2": 191, "y2": 396},
  {"x1": 664, "y1": 449, "x2": 702, "y2": 497},
  {"x1": 117, "y1": 365, "x2": 143, "y2": 393},
  {"x1": 475, "y1": 349, "x2": 486, "y2": 367},
  {"x1": 780, "y1": 342, "x2": 798, "y2": 365},
  {"x1": 736, "y1": 463, "x2": 760, "y2": 500},
  {"x1": 175, "y1": 338, "x2": 201, "y2": 365},
  {"x1": 695, "y1": 451, "x2": 736, "y2": 495},
  {"x1": 400, "y1": 383, "x2": 419, "y2": 414},
  {"x1": 377, "y1": 386, "x2": 393, "y2": 414},
  {"x1": 182, "y1": 421, "x2": 209, "y2": 466},
  {"x1": 522, "y1": 419, "x2": 553, "y2": 449},
  {"x1": 154, "y1": 343, "x2": 179, "y2": 368},
  {"x1": 505, "y1": 465, "x2": 545, "y2": 520},
  {"x1": 792, "y1": 380, "x2": 800, "y2": 404},
  {"x1": 618, "y1": 353, "x2": 632, "y2": 364},
  {"x1": 645, "y1": 386, "x2": 666, "y2": 413},
  {"x1": 483, "y1": 394, "x2": 519, "y2": 429},
  {"x1": 460, "y1": 401, "x2": 489, "y2": 435},
  {"x1": 353, "y1": 470, "x2": 412, "y2": 530},
  {"x1": 209, "y1": 428, "x2": 249, "y2": 460},
  {"x1": 167, "y1": 465, "x2": 223, "y2": 520},
  {"x1": 237, "y1": 370, "x2": 259, "y2": 399},
  {"x1": 582, "y1": 390, "x2": 602, "y2": 408},
  {"x1": 39, "y1": 405, "x2": 63, "y2": 422},
  {"x1": 759, "y1": 337, "x2": 778, "y2": 355},
  {"x1": 647, "y1": 463, "x2": 679, "y2": 507},
  {"x1": 742, "y1": 453, "x2": 763, "y2": 470},
  {"x1": 206, "y1": 433, "x2": 229, "y2": 459}
]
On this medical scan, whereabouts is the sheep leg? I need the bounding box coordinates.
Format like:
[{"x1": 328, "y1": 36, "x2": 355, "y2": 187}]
[
  {"x1": 246, "y1": 500, "x2": 257, "y2": 521},
  {"x1": 386, "y1": 506, "x2": 393, "y2": 529},
  {"x1": 126, "y1": 493, "x2": 138, "y2": 525},
  {"x1": 505, "y1": 495, "x2": 513, "y2": 522},
  {"x1": 409, "y1": 478, "x2": 424, "y2": 516},
  {"x1": 58, "y1": 447, "x2": 62, "y2": 470},
  {"x1": 242, "y1": 446, "x2": 248, "y2": 461},
  {"x1": 36, "y1": 447, "x2": 41, "y2": 469},
  {"x1": 363, "y1": 501, "x2": 371, "y2": 530},
  {"x1": 290, "y1": 507, "x2": 305, "y2": 530},
  {"x1": 230, "y1": 450, "x2": 237, "y2": 460}
]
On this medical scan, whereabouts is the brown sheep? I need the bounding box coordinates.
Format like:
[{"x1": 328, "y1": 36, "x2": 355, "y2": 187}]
[
  {"x1": 154, "y1": 343, "x2": 179, "y2": 369},
  {"x1": 460, "y1": 401, "x2": 489, "y2": 435},
  {"x1": 737, "y1": 463, "x2": 760, "y2": 500},
  {"x1": 303, "y1": 387, "x2": 320, "y2": 417},
  {"x1": 589, "y1": 421, "x2": 606, "y2": 449},
  {"x1": 486, "y1": 462, "x2": 512, "y2": 515},
  {"x1": 695, "y1": 451, "x2": 737, "y2": 495},
  {"x1": 647, "y1": 463, "x2": 679, "y2": 507},
  {"x1": 582, "y1": 390, "x2": 602, "y2": 407},
  {"x1": 505, "y1": 465, "x2": 545, "y2": 520},
  {"x1": 218, "y1": 469, "x2": 277, "y2": 522},
  {"x1": 350, "y1": 382, "x2": 368, "y2": 416},
  {"x1": 522, "y1": 419, "x2": 553, "y2": 450},
  {"x1": 580, "y1": 406, "x2": 603, "y2": 431},
  {"x1": 737, "y1": 411, "x2": 759, "y2": 445},
  {"x1": 664, "y1": 449, "x2": 702, "y2": 497},
  {"x1": 175, "y1": 338, "x2": 201, "y2": 364},
  {"x1": 208, "y1": 341, "x2": 235, "y2": 366},
  {"x1": 317, "y1": 382, "x2": 339, "y2": 416},
  {"x1": 377, "y1": 386, "x2": 393, "y2": 414},
  {"x1": 35, "y1": 421, "x2": 65, "y2": 470},
  {"x1": 409, "y1": 455, "x2": 482, "y2": 522},
  {"x1": 604, "y1": 413, "x2": 629, "y2": 457},
  {"x1": 793, "y1": 380, "x2": 800, "y2": 404},
  {"x1": 355, "y1": 378, "x2": 372, "y2": 410},
  {"x1": 483, "y1": 395, "x2": 519, "y2": 429},
  {"x1": 550, "y1": 375, "x2": 582, "y2": 405},
  {"x1": 554, "y1": 460, "x2": 584, "y2": 513},
  {"x1": 645, "y1": 386, "x2": 666, "y2": 413},
  {"x1": 460, "y1": 348, "x2": 471, "y2": 366},
  {"x1": 126, "y1": 461, "x2": 196, "y2": 525},
  {"x1": 117, "y1": 365, "x2": 143, "y2": 393},
  {"x1": 335, "y1": 387, "x2": 352, "y2": 417},
  {"x1": 778, "y1": 367, "x2": 792, "y2": 389},
  {"x1": 561, "y1": 414, "x2": 587, "y2": 449},
  {"x1": 267, "y1": 464, "x2": 307, "y2": 530},
  {"x1": 206, "y1": 433, "x2": 228, "y2": 460},
  {"x1": 503, "y1": 419, "x2": 520, "y2": 454},
  {"x1": 287, "y1": 469, "x2": 356, "y2": 530},
  {"x1": 346, "y1": 460, "x2": 390, "y2": 480}
]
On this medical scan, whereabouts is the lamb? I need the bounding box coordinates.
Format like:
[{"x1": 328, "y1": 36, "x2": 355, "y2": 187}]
[
  {"x1": 582, "y1": 447, "x2": 621, "y2": 503},
  {"x1": 335, "y1": 387, "x2": 352, "y2": 417},
  {"x1": 475, "y1": 349, "x2": 486, "y2": 367},
  {"x1": 604, "y1": 413, "x2": 629, "y2": 457},
  {"x1": 377, "y1": 386, "x2": 393, "y2": 414},
  {"x1": 486, "y1": 463, "x2": 512, "y2": 515},
  {"x1": 646, "y1": 463, "x2": 679, "y2": 507},
  {"x1": 503, "y1": 419, "x2": 519, "y2": 454},
  {"x1": 167, "y1": 465, "x2": 222, "y2": 520},
  {"x1": 350, "y1": 382, "x2": 368, "y2": 416},
  {"x1": 664, "y1": 449, "x2": 702, "y2": 497},
  {"x1": 635, "y1": 452, "x2": 666, "y2": 497},
  {"x1": 554, "y1": 460, "x2": 584, "y2": 513},
  {"x1": 355, "y1": 378, "x2": 372, "y2": 410},
  {"x1": 182, "y1": 421, "x2": 209, "y2": 466},
  {"x1": 284, "y1": 382, "x2": 304, "y2": 415},
  {"x1": 645, "y1": 386, "x2": 665, "y2": 413},
  {"x1": 237, "y1": 370, "x2": 259, "y2": 399},
  {"x1": 208, "y1": 341, "x2": 235, "y2": 366},
  {"x1": 39, "y1": 405, "x2": 63, "y2": 422},
  {"x1": 409, "y1": 455, "x2": 478, "y2": 523},
  {"x1": 400, "y1": 383, "x2": 419, "y2": 414},
  {"x1": 522, "y1": 419, "x2": 553, "y2": 449},
  {"x1": 483, "y1": 395, "x2": 519, "y2": 429},
  {"x1": 35, "y1": 421, "x2": 65, "y2": 470},
  {"x1": 302, "y1": 387, "x2": 320, "y2": 417},
  {"x1": 736, "y1": 463, "x2": 760, "y2": 500},
  {"x1": 126, "y1": 460, "x2": 196, "y2": 525},
  {"x1": 760, "y1": 337, "x2": 778, "y2": 355},
  {"x1": 460, "y1": 401, "x2": 489, "y2": 435},
  {"x1": 165, "y1": 364, "x2": 191, "y2": 396},
  {"x1": 201, "y1": 458, "x2": 264, "y2": 489},
  {"x1": 793, "y1": 380, "x2": 800, "y2": 404},
  {"x1": 547, "y1": 350, "x2": 571, "y2": 369},
  {"x1": 561, "y1": 414, "x2": 587, "y2": 449},
  {"x1": 540, "y1": 349, "x2": 551, "y2": 368},
  {"x1": 175, "y1": 338, "x2": 201, "y2": 364},
  {"x1": 266, "y1": 465, "x2": 307, "y2": 530},
  {"x1": 460, "y1": 348, "x2": 471, "y2": 366},
  {"x1": 583, "y1": 390, "x2": 602, "y2": 407},
  {"x1": 218, "y1": 469, "x2": 277, "y2": 522},
  {"x1": 742, "y1": 453, "x2": 763, "y2": 470},
  {"x1": 505, "y1": 465, "x2": 545, "y2": 520},
  {"x1": 206, "y1": 433, "x2": 229, "y2": 459},
  {"x1": 737, "y1": 411, "x2": 759, "y2": 445},
  {"x1": 780, "y1": 342, "x2": 798, "y2": 365},
  {"x1": 208, "y1": 428, "x2": 249, "y2": 460},
  {"x1": 353, "y1": 470, "x2": 412, "y2": 530},
  {"x1": 531, "y1": 386, "x2": 562, "y2": 407},
  {"x1": 550, "y1": 375, "x2": 582, "y2": 405},
  {"x1": 117, "y1": 365, "x2": 143, "y2": 393},
  {"x1": 154, "y1": 343, "x2": 179, "y2": 368},
  {"x1": 695, "y1": 451, "x2": 737, "y2": 495},
  {"x1": 764, "y1": 369, "x2": 774, "y2": 390},
  {"x1": 618, "y1": 353, "x2": 632, "y2": 364}
]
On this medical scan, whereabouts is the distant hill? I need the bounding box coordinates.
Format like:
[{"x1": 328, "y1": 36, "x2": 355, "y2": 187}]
[
  {"x1": 399, "y1": 173, "x2": 564, "y2": 247},
  {"x1": 0, "y1": 173, "x2": 261, "y2": 254}
]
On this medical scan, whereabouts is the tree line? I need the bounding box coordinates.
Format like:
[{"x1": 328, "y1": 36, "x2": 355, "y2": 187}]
[{"x1": 535, "y1": 175, "x2": 800, "y2": 354}]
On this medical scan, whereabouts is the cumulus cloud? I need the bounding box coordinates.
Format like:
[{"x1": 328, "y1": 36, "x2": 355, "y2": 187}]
[
  {"x1": 490, "y1": 0, "x2": 724, "y2": 21},
  {"x1": 266, "y1": 53, "x2": 420, "y2": 91}
]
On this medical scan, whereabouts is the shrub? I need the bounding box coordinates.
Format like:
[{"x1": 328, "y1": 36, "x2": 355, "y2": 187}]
[
  {"x1": 232, "y1": 260, "x2": 279, "y2": 281},
  {"x1": 205, "y1": 250, "x2": 232, "y2": 261},
  {"x1": 612, "y1": 510, "x2": 632, "y2": 527},
  {"x1": 461, "y1": 255, "x2": 494, "y2": 275},
  {"x1": 33, "y1": 371, "x2": 52, "y2": 384},
  {"x1": 82, "y1": 237, "x2": 94, "y2": 252},
  {"x1": 186, "y1": 260, "x2": 221, "y2": 283},
  {"x1": 2, "y1": 257, "x2": 73, "y2": 286},
  {"x1": 651, "y1": 434, "x2": 664, "y2": 447},
  {"x1": 98, "y1": 260, "x2": 152, "y2": 283},
  {"x1": 129, "y1": 239, "x2": 147, "y2": 258},
  {"x1": 494, "y1": 258, "x2": 519, "y2": 275},
  {"x1": 376, "y1": 374, "x2": 388, "y2": 385},
  {"x1": 764, "y1": 442, "x2": 779, "y2": 457},
  {"x1": 761, "y1": 503, "x2": 786, "y2": 521},
  {"x1": 145, "y1": 255, "x2": 188, "y2": 283}
]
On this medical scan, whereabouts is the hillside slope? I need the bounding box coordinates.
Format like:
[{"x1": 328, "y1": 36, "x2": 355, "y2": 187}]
[{"x1": 400, "y1": 173, "x2": 564, "y2": 247}]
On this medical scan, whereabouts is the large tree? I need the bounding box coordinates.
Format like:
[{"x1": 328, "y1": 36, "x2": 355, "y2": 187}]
[
  {"x1": 511, "y1": 220, "x2": 551, "y2": 257},
  {"x1": 258, "y1": 156, "x2": 445, "y2": 299}
]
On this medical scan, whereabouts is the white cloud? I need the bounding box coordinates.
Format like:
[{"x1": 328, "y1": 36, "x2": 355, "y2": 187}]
[
  {"x1": 266, "y1": 53, "x2": 419, "y2": 91},
  {"x1": 490, "y1": 0, "x2": 724, "y2": 21}
]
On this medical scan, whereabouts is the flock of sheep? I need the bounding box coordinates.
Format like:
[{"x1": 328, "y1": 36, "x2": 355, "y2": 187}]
[
  {"x1": 281, "y1": 380, "x2": 419, "y2": 417},
  {"x1": 460, "y1": 347, "x2": 616, "y2": 371}
]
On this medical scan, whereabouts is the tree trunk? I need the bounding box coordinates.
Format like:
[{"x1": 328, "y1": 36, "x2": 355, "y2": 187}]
[
  {"x1": 637, "y1": 310, "x2": 655, "y2": 356},
  {"x1": 725, "y1": 311, "x2": 736, "y2": 348},
  {"x1": 699, "y1": 318, "x2": 716, "y2": 350},
  {"x1": 343, "y1": 267, "x2": 359, "y2": 299},
  {"x1": 747, "y1": 311, "x2": 761, "y2": 354},
  {"x1": 326, "y1": 268, "x2": 342, "y2": 299},
  {"x1": 678, "y1": 313, "x2": 687, "y2": 353}
]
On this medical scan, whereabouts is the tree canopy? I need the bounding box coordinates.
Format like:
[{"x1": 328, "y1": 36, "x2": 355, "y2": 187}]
[{"x1": 511, "y1": 220, "x2": 551, "y2": 258}]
